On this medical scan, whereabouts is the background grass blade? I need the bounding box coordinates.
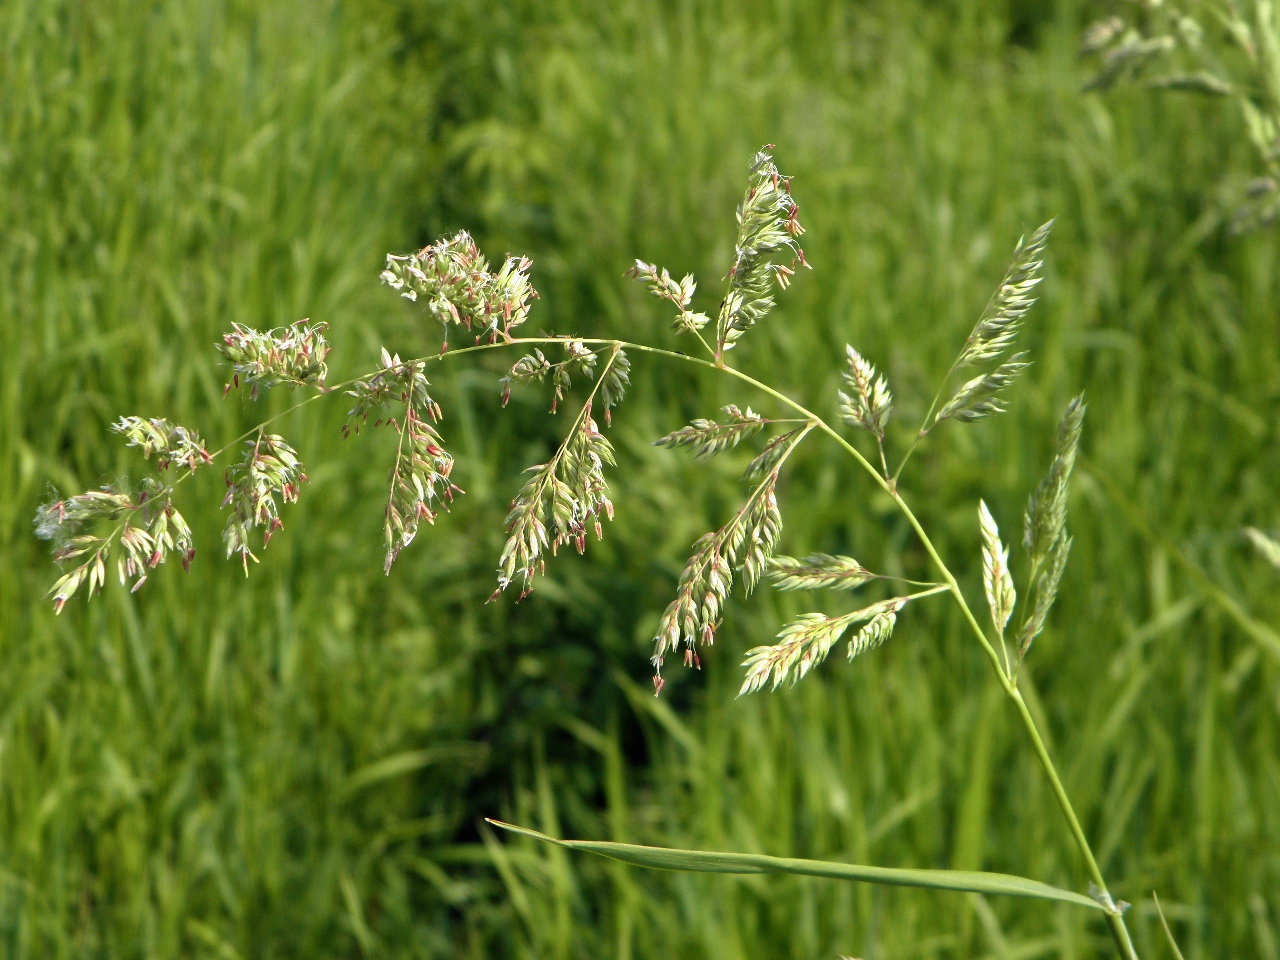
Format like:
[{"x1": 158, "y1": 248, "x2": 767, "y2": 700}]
[{"x1": 486, "y1": 820, "x2": 1104, "y2": 911}]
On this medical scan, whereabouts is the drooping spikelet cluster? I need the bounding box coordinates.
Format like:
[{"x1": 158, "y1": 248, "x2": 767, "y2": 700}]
[
  {"x1": 346, "y1": 348, "x2": 460, "y2": 573},
  {"x1": 221, "y1": 433, "x2": 308, "y2": 573},
  {"x1": 381, "y1": 231, "x2": 537, "y2": 346},
  {"x1": 218, "y1": 319, "x2": 331, "y2": 398},
  {"x1": 35, "y1": 479, "x2": 197, "y2": 612},
  {"x1": 650, "y1": 424, "x2": 812, "y2": 690},
  {"x1": 496, "y1": 402, "x2": 617, "y2": 598},
  {"x1": 34, "y1": 415, "x2": 211, "y2": 612}
]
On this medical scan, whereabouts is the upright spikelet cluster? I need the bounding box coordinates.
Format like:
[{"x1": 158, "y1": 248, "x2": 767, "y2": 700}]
[
  {"x1": 714, "y1": 149, "x2": 808, "y2": 359},
  {"x1": 924, "y1": 221, "x2": 1052, "y2": 433},
  {"x1": 381, "y1": 231, "x2": 537, "y2": 345}
]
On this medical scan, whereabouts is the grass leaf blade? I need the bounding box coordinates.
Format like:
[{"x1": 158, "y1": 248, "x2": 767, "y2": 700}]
[{"x1": 486, "y1": 820, "x2": 1105, "y2": 910}]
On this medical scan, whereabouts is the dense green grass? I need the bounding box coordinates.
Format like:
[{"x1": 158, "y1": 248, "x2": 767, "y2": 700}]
[{"x1": 3, "y1": 0, "x2": 1279, "y2": 957}]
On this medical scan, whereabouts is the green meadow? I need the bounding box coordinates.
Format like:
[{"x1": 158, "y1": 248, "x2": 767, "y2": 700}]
[{"x1": 2, "y1": 0, "x2": 1278, "y2": 956}]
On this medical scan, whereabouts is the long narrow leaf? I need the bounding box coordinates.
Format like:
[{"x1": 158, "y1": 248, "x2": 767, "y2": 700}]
[{"x1": 487, "y1": 820, "x2": 1103, "y2": 910}]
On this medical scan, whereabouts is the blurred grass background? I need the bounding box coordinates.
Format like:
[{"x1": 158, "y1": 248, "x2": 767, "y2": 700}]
[{"x1": 2, "y1": 0, "x2": 1279, "y2": 957}]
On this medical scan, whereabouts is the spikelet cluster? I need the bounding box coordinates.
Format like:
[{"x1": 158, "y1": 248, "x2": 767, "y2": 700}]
[
  {"x1": 35, "y1": 479, "x2": 197, "y2": 612},
  {"x1": 1016, "y1": 395, "x2": 1085, "y2": 659},
  {"x1": 222, "y1": 434, "x2": 307, "y2": 573},
  {"x1": 654, "y1": 405, "x2": 766, "y2": 458},
  {"x1": 381, "y1": 231, "x2": 536, "y2": 344},
  {"x1": 839, "y1": 346, "x2": 892, "y2": 440},
  {"x1": 767, "y1": 554, "x2": 875, "y2": 592},
  {"x1": 978, "y1": 500, "x2": 1016, "y2": 641},
  {"x1": 739, "y1": 598, "x2": 904, "y2": 696},
  {"x1": 650, "y1": 426, "x2": 810, "y2": 689},
  {"x1": 925, "y1": 222, "x2": 1053, "y2": 432},
  {"x1": 218, "y1": 319, "x2": 330, "y2": 398},
  {"x1": 111, "y1": 417, "x2": 212, "y2": 472},
  {"x1": 630, "y1": 261, "x2": 711, "y2": 336},
  {"x1": 715, "y1": 149, "x2": 808, "y2": 357},
  {"x1": 346, "y1": 349, "x2": 460, "y2": 573},
  {"x1": 501, "y1": 341, "x2": 630, "y2": 421},
  {"x1": 495, "y1": 404, "x2": 616, "y2": 597}
]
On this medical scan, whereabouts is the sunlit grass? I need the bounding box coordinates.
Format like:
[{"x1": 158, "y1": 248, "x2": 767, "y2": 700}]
[{"x1": 2, "y1": 0, "x2": 1279, "y2": 957}]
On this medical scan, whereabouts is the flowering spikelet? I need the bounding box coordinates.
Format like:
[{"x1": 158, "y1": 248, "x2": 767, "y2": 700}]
[
  {"x1": 218, "y1": 319, "x2": 330, "y2": 398},
  {"x1": 381, "y1": 231, "x2": 537, "y2": 345},
  {"x1": 221, "y1": 433, "x2": 307, "y2": 573}
]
